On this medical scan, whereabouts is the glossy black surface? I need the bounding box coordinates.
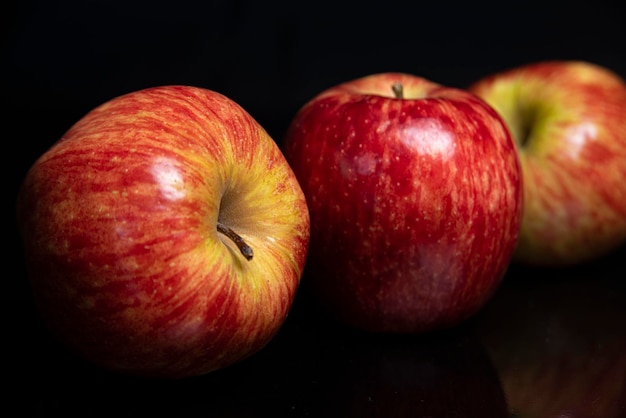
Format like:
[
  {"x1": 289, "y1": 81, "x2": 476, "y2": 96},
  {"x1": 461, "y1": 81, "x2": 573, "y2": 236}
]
[
  {"x1": 8, "y1": 246, "x2": 626, "y2": 417},
  {"x1": 5, "y1": 1, "x2": 625, "y2": 416}
]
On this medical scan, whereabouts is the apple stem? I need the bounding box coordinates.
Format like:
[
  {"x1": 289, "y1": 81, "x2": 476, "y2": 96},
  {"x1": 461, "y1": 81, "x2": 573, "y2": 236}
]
[
  {"x1": 392, "y1": 83, "x2": 404, "y2": 99},
  {"x1": 217, "y1": 222, "x2": 254, "y2": 261}
]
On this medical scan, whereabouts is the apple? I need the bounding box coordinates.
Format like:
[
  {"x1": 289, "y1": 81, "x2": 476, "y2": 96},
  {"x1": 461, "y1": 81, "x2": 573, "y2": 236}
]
[
  {"x1": 468, "y1": 60, "x2": 626, "y2": 266},
  {"x1": 282, "y1": 73, "x2": 523, "y2": 333},
  {"x1": 16, "y1": 85, "x2": 310, "y2": 379}
]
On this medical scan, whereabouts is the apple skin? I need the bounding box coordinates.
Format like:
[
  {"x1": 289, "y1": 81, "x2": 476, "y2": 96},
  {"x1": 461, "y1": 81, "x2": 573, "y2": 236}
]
[
  {"x1": 469, "y1": 61, "x2": 626, "y2": 266},
  {"x1": 16, "y1": 85, "x2": 310, "y2": 379},
  {"x1": 283, "y1": 73, "x2": 522, "y2": 333}
]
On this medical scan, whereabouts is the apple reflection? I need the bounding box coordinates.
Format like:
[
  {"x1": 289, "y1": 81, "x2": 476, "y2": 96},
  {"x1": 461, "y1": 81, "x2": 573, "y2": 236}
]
[
  {"x1": 472, "y1": 250, "x2": 626, "y2": 418},
  {"x1": 270, "y1": 305, "x2": 510, "y2": 418},
  {"x1": 310, "y1": 334, "x2": 509, "y2": 417},
  {"x1": 189, "y1": 312, "x2": 510, "y2": 417}
]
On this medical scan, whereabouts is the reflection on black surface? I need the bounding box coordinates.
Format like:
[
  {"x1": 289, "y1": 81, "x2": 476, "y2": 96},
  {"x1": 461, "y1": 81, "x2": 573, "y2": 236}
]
[
  {"x1": 12, "y1": 246, "x2": 626, "y2": 417},
  {"x1": 305, "y1": 332, "x2": 508, "y2": 417},
  {"x1": 471, "y1": 246, "x2": 626, "y2": 418},
  {"x1": 18, "y1": 308, "x2": 507, "y2": 417}
]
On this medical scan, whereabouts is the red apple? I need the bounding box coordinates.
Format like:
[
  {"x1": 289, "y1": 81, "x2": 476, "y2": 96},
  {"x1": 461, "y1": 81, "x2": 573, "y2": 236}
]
[
  {"x1": 16, "y1": 85, "x2": 310, "y2": 379},
  {"x1": 469, "y1": 61, "x2": 626, "y2": 266},
  {"x1": 283, "y1": 73, "x2": 522, "y2": 333}
]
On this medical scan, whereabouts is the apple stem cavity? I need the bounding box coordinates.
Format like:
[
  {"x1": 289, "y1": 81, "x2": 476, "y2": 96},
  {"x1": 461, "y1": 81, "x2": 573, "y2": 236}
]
[
  {"x1": 217, "y1": 222, "x2": 254, "y2": 261},
  {"x1": 392, "y1": 83, "x2": 404, "y2": 99}
]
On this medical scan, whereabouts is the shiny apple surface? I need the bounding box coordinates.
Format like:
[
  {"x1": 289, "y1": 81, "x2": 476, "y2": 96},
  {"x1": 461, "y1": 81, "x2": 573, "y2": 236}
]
[{"x1": 283, "y1": 73, "x2": 522, "y2": 333}]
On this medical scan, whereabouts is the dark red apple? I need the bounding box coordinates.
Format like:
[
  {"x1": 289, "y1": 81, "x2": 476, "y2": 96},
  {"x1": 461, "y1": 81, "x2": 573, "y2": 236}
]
[{"x1": 283, "y1": 73, "x2": 522, "y2": 333}]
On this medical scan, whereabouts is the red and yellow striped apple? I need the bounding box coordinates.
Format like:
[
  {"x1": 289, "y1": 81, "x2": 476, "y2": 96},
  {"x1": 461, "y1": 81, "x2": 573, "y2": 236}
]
[
  {"x1": 17, "y1": 86, "x2": 310, "y2": 379},
  {"x1": 283, "y1": 73, "x2": 522, "y2": 333},
  {"x1": 469, "y1": 61, "x2": 626, "y2": 266}
]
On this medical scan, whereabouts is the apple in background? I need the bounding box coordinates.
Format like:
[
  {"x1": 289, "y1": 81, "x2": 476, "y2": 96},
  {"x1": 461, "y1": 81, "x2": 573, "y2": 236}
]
[
  {"x1": 469, "y1": 61, "x2": 626, "y2": 266},
  {"x1": 16, "y1": 85, "x2": 310, "y2": 379},
  {"x1": 283, "y1": 73, "x2": 522, "y2": 333}
]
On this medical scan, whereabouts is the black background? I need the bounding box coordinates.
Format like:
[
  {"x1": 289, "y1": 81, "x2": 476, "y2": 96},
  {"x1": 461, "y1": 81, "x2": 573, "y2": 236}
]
[{"x1": 4, "y1": 1, "x2": 626, "y2": 416}]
